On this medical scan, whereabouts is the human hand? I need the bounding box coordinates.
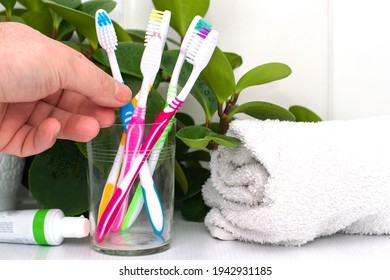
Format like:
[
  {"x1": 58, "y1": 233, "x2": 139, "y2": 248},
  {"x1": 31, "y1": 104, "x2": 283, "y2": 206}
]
[{"x1": 0, "y1": 22, "x2": 132, "y2": 157}]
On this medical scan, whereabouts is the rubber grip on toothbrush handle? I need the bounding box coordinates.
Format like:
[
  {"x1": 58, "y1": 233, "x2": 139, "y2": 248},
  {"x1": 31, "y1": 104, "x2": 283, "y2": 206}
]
[
  {"x1": 119, "y1": 102, "x2": 134, "y2": 129},
  {"x1": 140, "y1": 99, "x2": 184, "y2": 154},
  {"x1": 123, "y1": 107, "x2": 146, "y2": 170}
]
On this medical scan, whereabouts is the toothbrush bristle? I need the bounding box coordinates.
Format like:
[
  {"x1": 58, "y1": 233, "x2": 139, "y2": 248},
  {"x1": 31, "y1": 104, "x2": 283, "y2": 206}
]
[
  {"x1": 185, "y1": 30, "x2": 218, "y2": 68},
  {"x1": 149, "y1": 9, "x2": 164, "y2": 22},
  {"x1": 97, "y1": 11, "x2": 112, "y2": 27},
  {"x1": 198, "y1": 26, "x2": 211, "y2": 39},
  {"x1": 144, "y1": 10, "x2": 171, "y2": 46},
  {"x1": 96, "y1": 10, "x2": 117, "y2": 53},
  {"x1": 195, "y1": 19, "x2": 212, "y2": 31}
]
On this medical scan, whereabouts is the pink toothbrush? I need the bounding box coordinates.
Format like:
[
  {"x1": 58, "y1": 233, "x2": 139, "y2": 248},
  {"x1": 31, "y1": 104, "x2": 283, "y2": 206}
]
[
  {"x1": 110, "y1": 9, "x2": 171, "y2": 232},
  {"x1": 108, "y1": 34, "x2": 164, "y2": 232},
  {"x1": 95, "y1": 29, "x2": 219, "y2": 243}
]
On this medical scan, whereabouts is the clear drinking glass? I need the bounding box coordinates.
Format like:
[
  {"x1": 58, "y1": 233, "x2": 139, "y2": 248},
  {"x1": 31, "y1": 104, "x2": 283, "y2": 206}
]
[{"x1": 86, "y1": 119, "x2": 175, "y2": 256}]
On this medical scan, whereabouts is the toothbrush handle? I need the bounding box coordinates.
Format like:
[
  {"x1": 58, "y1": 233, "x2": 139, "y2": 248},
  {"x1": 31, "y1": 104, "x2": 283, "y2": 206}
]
[
  {"x1": 141, "y1": 99, "x2": 184, "y2": 154},
  {"x1": 123, "y1": 106, "x2": 146, "y2": 170},
  {"x1": 139, "y1": 163, "x2": 164, "y2": 235},
  {"x1": 110, "y1": 107, "x2": 146, "y2": 231},
  {"x1": 122, "y1": 118, "x2": 174, "y2": 229},
  {"x1": 97, "y1": 133, "x2": 125, "y2": 222},
  {"x1": 119, "y1": 102, "x2": 134, "y2": 129}
]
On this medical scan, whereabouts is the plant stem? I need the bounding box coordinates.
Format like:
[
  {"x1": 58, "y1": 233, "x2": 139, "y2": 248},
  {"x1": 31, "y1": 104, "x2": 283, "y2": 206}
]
[
  {"x1": 218, "y1": 93, "x2": 240, "y2": 136},
  {"x1": 5, "y1": 10, "x2": 11, "y2": 21}
]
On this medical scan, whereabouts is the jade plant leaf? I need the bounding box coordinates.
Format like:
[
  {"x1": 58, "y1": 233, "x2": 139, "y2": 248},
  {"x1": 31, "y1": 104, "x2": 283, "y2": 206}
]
[
  {"x1": 42, "y1": 0, "x2": 99, "y2": 49},
  {"x1": 18, "y1": 0, "x2": 47, "y2": 11},
  {"x1": 0, "y1": 0, "x2": 16, "y2": 12},
  {"x1": 21, "y1": 10, "x2": 53, "y2": 37},
  {"x1": 52, "y1": 0, "x2": 80, "y2": 9},
  {"x1": 29, "y1": 140, "x2": 88, "y2": 216},
  {"x1": 201, "y1": 47, "x2": 236, "y2": 105},
  {"x1": 228, "y1": 101, "x2": 296, "y2": 121},
  {"x1": 152, "y1": 0, "x2": 210, "y2": 38},
  {"x1": 78, "y1": 0, "x2": 116, "y2": 15},
  {"x1": 225, "y1": 52, "x2": 243, "y2": 70},
  {"x1": 175, "y1": 160, "x2": 188, "y2": 195},
  {"x1": 228, "y1": 101, "x2": 295, "y2": 121},
  {"x1": 0, "y1": 14, "x2": 25, "y2": 22},
  {"x1": 42, "y1": 0, "x2": 131, "y2": 50},
  {"x1": 235, "y1": 63, "x2": 292, "y2": 94},
  {"x1": 181, "y1": 192, "x2": 210, "y2": 222},
  {"x1": 177, "y1": 125, "x2": 241, "y2": 149},
  {"x1": 176, "y1": 150, "x2": 211, "y2": 162},
  {"x1": 179, "y1": 166, "x2": 210, "y2": 221},
  {"x1": 93, "y1": 42, "x2": 144, "y2": 78},
  {"x1": 289, "y1": 105, "x2": 322, "y2": 122}
]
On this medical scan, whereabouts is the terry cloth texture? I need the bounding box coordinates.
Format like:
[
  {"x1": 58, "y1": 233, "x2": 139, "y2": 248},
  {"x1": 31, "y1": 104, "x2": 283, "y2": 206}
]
[{"x1": 202, "y1": 116, "x2": 390, "y2": 246}]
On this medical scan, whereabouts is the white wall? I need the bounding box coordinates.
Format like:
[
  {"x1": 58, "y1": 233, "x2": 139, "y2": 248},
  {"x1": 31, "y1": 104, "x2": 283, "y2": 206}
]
[{"x1": 114, "y1": 0, "x2": 390, "y2": 122}]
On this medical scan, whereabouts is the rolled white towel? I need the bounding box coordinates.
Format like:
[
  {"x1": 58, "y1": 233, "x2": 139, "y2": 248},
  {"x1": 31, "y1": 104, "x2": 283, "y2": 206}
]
[{"x1": 202, "y1": 116, "x2": 390, "y2": 246}]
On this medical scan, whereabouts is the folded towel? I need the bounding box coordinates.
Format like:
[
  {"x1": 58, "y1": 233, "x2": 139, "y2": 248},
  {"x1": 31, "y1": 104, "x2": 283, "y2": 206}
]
[{"x1": 202, "y1": 116, "x2": 390, "y2": 246}]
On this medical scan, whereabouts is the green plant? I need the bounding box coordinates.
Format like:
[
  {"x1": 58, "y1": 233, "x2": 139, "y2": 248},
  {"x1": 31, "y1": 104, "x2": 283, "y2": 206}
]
[{"x1": 1, "y1": 0, "x2": 321, "y2": 220}]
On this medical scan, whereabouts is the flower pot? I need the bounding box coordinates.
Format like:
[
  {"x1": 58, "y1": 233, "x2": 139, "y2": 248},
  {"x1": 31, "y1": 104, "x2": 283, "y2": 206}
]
[{"x1": 0, "y1": 153, "x2": 25, "y2": 211}]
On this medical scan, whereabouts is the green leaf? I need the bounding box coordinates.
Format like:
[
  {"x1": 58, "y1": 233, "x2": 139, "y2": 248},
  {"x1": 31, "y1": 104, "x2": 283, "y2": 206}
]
[
  {"x1": 175, "y1": 160, "x2": 188, "y2": 194},
  {"x1": 0, "y1": 0, "x2": 16, "y2": 12},
  {"x1": 42, "y1": 0, "x2": 98, "y2": 49},
  {"x1": 152, "y1": 0, "x2": 210, "y2": 38},
  {"x1": 178, "y1": 166, "x2": 210, "y2": 221},
  {"x1": 52, "y1": 0, "x2": 80, "y2": 9},
  {"x1": 29, "y1": 140, "x2": 88, "y2": 216},
  {"x1": 42, "y1": 0, "x2": 131, "y2": 50},
  {"x1": 61, "y1": 40, "x2": 81, "y2": 52},
  {"x1": 228, "y1": 101, "x2": 296, "y2": 121},
  {"x1": 18, "y1": 0, "x2": 47, "y2": 11},
  {"x1": 181, "y1": 192, "x2": 210, "y2": 222},
  {"x1": 225, "y1": 52, "x2": 243, "y2": 70},
  {"x1": 175, "y1": 112, "x2": 194, "y2": 155},
  {"x1": 93, "y1": 42, "x2": 144, "y2": 78},
  {"x1": 289, "y1": 105, "x2": 322, "y2": 122},
  {"x1": 56, "y1": 20, "x2": 75, "y2": 41},
  {"x1": 78, "y1": 0, "x2": 116, "y2": 16},
  {"x1": 235, "y1": 63, "x2": 292, "y2": 94},
  {"x1": 0, "y1": 14, "x2": 25, "y2": 22},
  {"x1": 177, "y1": 166, "x2": 210, "y2": 201},
  {"x1": 176, "y1": 126, "x2": 210, "y2": 149},
  {"x1": 206, "y1": 132, "x2": 241, "y2": 147},
  {"x1": 126, "y1": 29, "x2": 146, "y2": 43},
  {"x1": 176, "y1": 150, "x2": 211, "y2": 162},
  {"x1": 176, "y1": 112, "x2": 195, "y2": 126},
  {"x1": 200, "y1": 47, "x2": 236, "y2": 104},
  {"x1": 21, "y1": 10, "x2": 53, "y2": 36},
  {"x1": 177, "y1": 126, "x2": 241, "y2": 149}
]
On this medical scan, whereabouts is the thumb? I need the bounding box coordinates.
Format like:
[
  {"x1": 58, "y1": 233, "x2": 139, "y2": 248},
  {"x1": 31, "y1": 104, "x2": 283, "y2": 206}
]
[{"x1": 58, "y1": 48, "x2": 132, "y2": 107}]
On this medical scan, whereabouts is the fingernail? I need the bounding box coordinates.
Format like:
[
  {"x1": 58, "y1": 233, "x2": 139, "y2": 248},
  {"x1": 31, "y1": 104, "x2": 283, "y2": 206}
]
[{"x1": 114, "y1": 81, "x2": 131, "y2": 103}]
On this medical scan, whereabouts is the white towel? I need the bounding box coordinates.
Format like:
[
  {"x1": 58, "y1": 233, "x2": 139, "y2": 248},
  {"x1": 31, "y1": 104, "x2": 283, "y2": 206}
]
[{"x1": 202, "y1": 116, "x2": 390, "y2": 246}]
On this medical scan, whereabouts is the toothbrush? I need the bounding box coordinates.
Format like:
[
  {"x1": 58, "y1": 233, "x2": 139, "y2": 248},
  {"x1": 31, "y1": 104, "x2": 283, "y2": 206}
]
[
  {"x1": 95, "y1": 29, "x2": 219, "y2": 243},
  {"x1": 121, "y1": 16, "x2": 212, "y2": 231},
  {"x1": 95, "y1": 9, "x2": 135, "y2": 222},
  {"x1": 109, "y1": 34, "x2": 164, "y2": 232},
  {"x1": 110, "y1": 10, "x2": 171, "y2": 232}
]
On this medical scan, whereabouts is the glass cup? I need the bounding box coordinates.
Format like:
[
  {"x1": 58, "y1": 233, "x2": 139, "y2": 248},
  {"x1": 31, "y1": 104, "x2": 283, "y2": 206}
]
[{"x1": 86, "y1": 119, "x2": 175, "y2": 256}]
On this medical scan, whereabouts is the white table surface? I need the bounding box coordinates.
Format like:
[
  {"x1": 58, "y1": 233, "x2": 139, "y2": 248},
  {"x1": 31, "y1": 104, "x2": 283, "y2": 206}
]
[{"x1": 0, "y1": 211, "x2": 390, "y2": 260}]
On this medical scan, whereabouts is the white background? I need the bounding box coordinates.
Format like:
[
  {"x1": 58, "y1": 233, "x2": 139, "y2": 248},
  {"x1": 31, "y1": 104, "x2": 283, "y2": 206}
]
[{"x1": 110, "y1": 0, "x2": 390, "y2": 122}]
